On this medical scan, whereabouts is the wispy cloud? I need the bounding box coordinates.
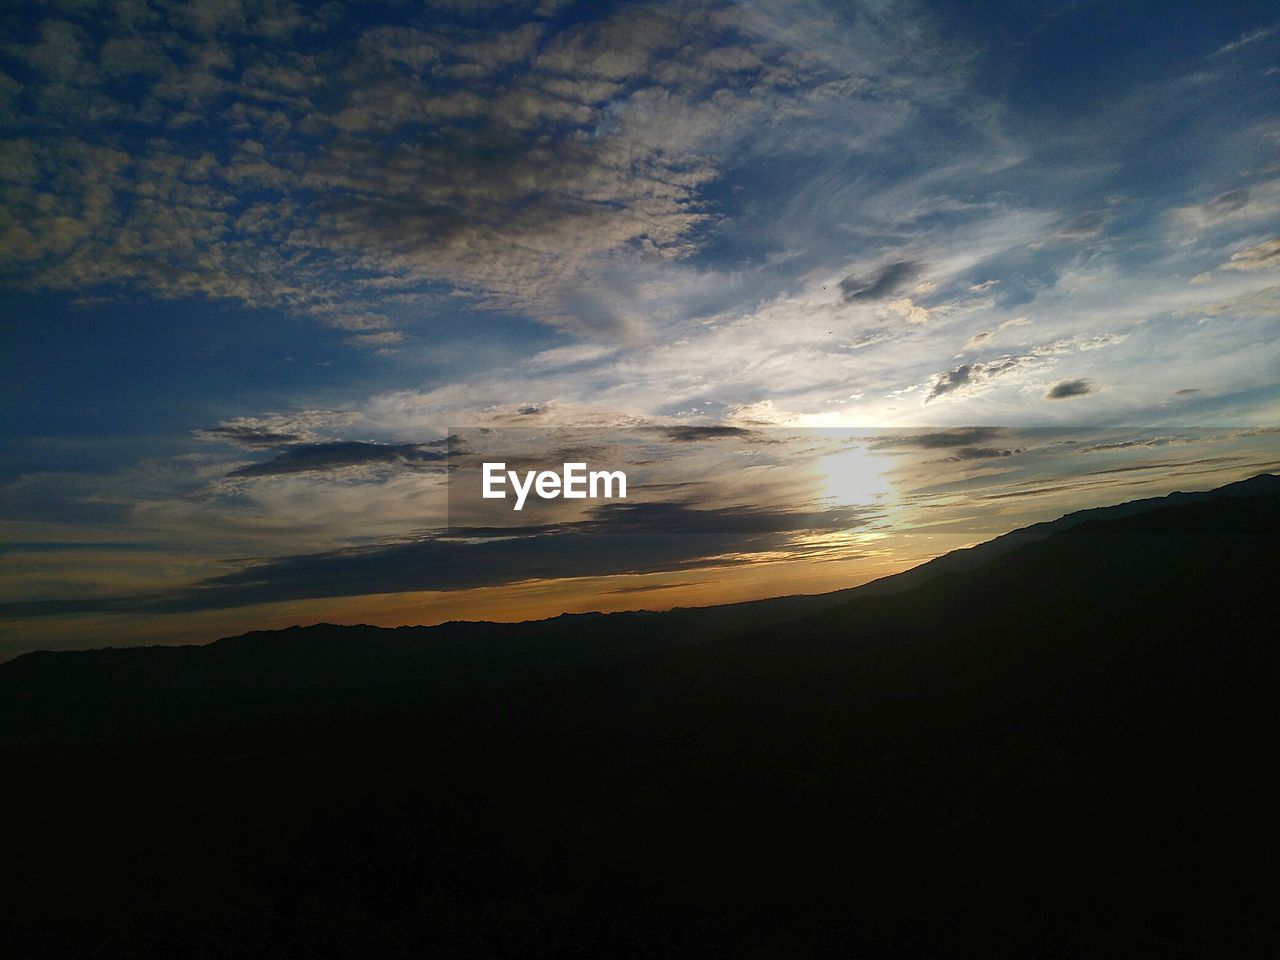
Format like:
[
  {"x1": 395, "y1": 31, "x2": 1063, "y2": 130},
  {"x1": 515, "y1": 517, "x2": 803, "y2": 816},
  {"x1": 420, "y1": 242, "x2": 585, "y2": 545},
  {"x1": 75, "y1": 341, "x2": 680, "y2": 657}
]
[
  {"x1": 194, "y1": 411, "x2": 362, "y2": 449},
  {"x1": 839, "y1": 261, "x2": 924, "y2": 302},
  {"x1": 1207, "y1": 23, "x2": 1278, "y2": 58}
]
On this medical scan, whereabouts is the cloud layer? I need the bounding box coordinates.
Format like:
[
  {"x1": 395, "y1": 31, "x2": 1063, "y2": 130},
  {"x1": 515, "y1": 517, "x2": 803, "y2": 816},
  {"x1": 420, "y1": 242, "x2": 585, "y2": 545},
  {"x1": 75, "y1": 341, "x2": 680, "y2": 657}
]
[{"x1": 3, "y1": 1, "x2": 1280, "y2": 655}]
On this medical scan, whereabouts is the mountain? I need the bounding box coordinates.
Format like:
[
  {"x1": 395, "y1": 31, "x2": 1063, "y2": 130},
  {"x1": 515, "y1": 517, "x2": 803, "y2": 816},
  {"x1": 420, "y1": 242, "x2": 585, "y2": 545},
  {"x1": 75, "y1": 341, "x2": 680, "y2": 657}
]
[
  {"x1": 856, "y1": 468, "x2": 1280, "y2": 594},
  {"x1": 7, "y1": 473, "x2": 1277, "y2": 746},
  {"x1": 0, "y1": 590, "x2": 862, "y2": 746},
  {"x1": 3, "y1": 475, "x2": 1278, "y2": 958}
]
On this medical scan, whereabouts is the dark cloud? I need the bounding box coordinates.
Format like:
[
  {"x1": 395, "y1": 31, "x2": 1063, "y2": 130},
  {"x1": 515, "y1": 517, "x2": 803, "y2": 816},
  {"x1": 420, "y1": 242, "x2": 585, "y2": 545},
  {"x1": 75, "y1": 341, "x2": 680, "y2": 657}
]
[
  {"x1": 194, "y1": 411, "x2": 363, "y2": 449},
  {"x1": 656, "y1": 426, "x2": 757, "y2": 443},
  {"x1": 839, "y1": 260, "x2": 922, "y2": 302},
  {"x1": 0, "y1": 502, "x2": 876, "y2": 616},
  {"x1": 1056, "y1": 211, "x2": 1106, "y2": 239},
  {"x1": 1083, "y1": 456, "x2": 1243, "y2": 477},
  {"x1": 1204, "y1": 189, "x2": 1250, "y2": 216},
  {"x1": 924, "y1": 353, "x2": 1040, "y2": 403},
  {"x1": 949, "y1": 446, "x2": 1015, "y2": 460},
  {"x1": 1045, "y1": 379, "x2": 1096, "y2": 400},
  {"x1": 604, "y1": 579, "x2": 709, "y2": 595},
  {"x1": 1176, "y1": 388, "x2": 1201, "y2": 395},
  {"x1": 0, "y1": 541, "x2": 159, "y2": 555},
  {"x1": 979, "y1": 485, "x2": 1081, "y2": 501},
  {"x1": 870, "y1": 427, "x2": 1003, "y2": 449},
  {"x1": 925, "y1": 364, "x2": 972, "y2": 401},
  {"x1": 228, "y1": 442, "x2": 447, "y2": 477},
  {"x1": 195, "y1": 425, "x2": 306, "y2": 449},
  {"x1": 549, "y1": 444, "x2": 612, "y2": 463}
]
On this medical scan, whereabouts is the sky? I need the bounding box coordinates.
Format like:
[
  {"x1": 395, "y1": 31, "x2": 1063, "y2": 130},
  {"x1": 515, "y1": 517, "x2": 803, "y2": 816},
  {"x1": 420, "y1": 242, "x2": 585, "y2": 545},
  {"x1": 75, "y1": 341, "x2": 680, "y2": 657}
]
[{"x1": 1, "y1": 0, "x2": 1279, "y2": 658}]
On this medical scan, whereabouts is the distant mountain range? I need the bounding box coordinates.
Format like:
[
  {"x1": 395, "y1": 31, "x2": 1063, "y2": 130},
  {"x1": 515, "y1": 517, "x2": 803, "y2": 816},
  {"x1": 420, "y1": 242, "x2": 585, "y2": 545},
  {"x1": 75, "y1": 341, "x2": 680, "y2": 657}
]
[{"x1": 4, "y1": 474, "x2": 1278, "y2": 958}]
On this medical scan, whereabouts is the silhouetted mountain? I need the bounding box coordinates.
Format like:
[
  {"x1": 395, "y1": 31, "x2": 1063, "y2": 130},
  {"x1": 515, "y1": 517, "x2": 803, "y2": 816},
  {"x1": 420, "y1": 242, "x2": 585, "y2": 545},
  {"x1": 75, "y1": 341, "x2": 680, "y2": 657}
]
[
  {"x1": 0, "y1": 591, "x2": 861, "y2": 746},
  {"x1": 3, "y1": 476, "x2": 1278, "y2": 958},
  {"x1": 858, "y1": 468, "x2": 1280, "y2": 594}
]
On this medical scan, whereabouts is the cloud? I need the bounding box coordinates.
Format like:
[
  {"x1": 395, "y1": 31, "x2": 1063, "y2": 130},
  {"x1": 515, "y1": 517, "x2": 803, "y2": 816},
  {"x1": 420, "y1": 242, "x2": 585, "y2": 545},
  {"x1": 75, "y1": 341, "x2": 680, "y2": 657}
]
[
  {"x1": 1194, "y1": 189, "x2": 1250, "y2": 218},
  {"x1": 194, "y1": 411, "x2": 361, "y2": 448},
  {"x1": 839, "y1": 260, "x2": 923, "y2": 302},
  {"x1": 196, "y1": 425, "x2": 309, "y2": 449},
  {"x1": 0, "y1": 500, "x2": 875, "y2": 615},
  {"x1": 603, "y1": 579, "x2": 708, "y2": 595},
  {"x1": 655, "y1": 426, "x2": 757, "y2": 442},
  {"x1": 924, "y1": 364, "x2": 971, "y2": 401},
  {"x1": 1045, "y1": 379, "x2": 1096, "y2": 400},
  {"x1": 1082, "y1": 456, "x2": 1245, "y2": 477},
  {"x1": 1172, "y1": 182, "x2": 1280, "y2": 234},
  {"x1": 878, "y1": 297, "x2": 931, "y2": 325},
  {"x1": 869, "y1": 428, "x2": 1004, "y2": 450},
  {"x1": 227, "y1": 442, "x2": 447, "y2": 477},
  {"x1": 0, "y1": 541, "x2": 159, "y2": 555},
  {"x1": 308, "y1": 309, "x2": 396, "y2": 332},
  {"x1": 525, "y1": 343, "x2": 619, "y2": 369},
  {"x1": 922, "y1": 353, "x2": 1043, "y2": 403},
  {"x1": 1080, "y1": 437, "x2": 1175, "y2": 452},
  {"x1": 7, "y1": 1, "x2": 1280, "y2": 652},
  {"x1": 1055, "y1": 211, "x2": 1107, "y2": 239},
  {"x1": 964, "y1": 330, "x2": 992, "y2": 350},
  {"x1": 949, "y1": 447, "x2": 1015, "y2": 460},
  {"x1": 1185, "y1": 284, "x2": 1280, "y2": 318},
  {"x1": 1208, "y1": 23, "x2": 1278, "y2": 58},
  {"x1": 849, "y1": 330, "x2": 895, "y2": 350},
  {"x1": 1, "y1": 0, "x2": 923, "y2": 338},
  {"x1": 1221, "y1": 238, "x2": 1280, "y2": 271},
  {"x1": 345, "y1": 331, "x2": 405, "y2": 349},
  {"x1": 918, "y1": 332, "x2": 1124, "y2": 405}
]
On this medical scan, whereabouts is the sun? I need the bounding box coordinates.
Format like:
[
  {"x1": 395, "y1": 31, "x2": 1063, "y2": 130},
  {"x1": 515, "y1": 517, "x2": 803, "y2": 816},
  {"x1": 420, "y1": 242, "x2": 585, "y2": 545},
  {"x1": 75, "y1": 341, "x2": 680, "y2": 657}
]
[{"x1": 817, "y1": 446, "x2": 894, "y2": 507}]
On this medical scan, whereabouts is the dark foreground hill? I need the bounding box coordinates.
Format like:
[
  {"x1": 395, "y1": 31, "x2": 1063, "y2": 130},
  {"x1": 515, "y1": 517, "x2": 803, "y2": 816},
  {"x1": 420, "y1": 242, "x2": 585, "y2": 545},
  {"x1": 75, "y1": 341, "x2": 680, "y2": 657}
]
[{"x1": 3, "y1": 477, "x2": 1279, "y2": 958}]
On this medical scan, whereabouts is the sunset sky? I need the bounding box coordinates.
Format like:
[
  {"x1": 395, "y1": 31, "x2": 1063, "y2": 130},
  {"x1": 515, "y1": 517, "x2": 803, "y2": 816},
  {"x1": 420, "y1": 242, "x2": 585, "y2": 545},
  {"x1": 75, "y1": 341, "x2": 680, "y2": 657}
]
[{"x1": 2, "y1": 0, "x2": 1279, "y2": 658}]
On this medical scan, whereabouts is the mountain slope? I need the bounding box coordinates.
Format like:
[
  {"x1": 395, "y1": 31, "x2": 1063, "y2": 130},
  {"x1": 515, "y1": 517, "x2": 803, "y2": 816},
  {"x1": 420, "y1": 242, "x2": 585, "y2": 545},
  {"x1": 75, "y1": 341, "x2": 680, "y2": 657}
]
[
  {"x1": 857, "y1": 468, "x2": 1280, "y2": 594},
  {"x1": 0, "y1": 590, "x2": 862, "y2": 745}
]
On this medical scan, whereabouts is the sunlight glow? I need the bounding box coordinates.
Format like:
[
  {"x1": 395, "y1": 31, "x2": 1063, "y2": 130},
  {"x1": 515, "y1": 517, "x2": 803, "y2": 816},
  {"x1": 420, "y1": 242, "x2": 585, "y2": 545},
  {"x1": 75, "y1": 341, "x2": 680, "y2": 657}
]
[{"x1": 817, "y1": 446, "x2": 894, "y2": 507}]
